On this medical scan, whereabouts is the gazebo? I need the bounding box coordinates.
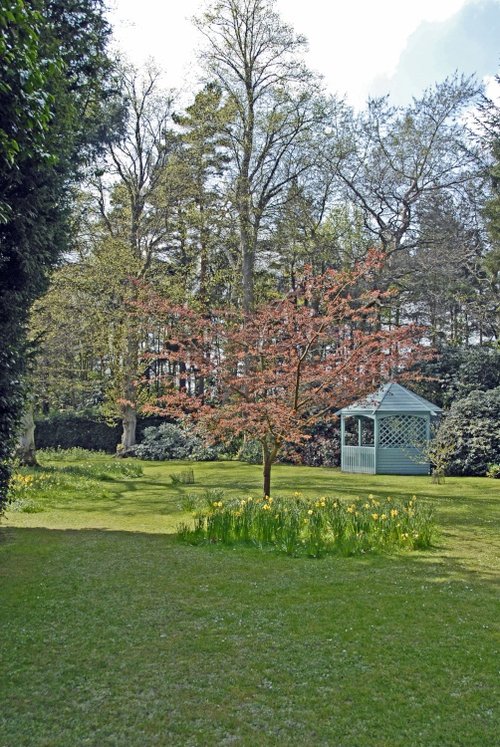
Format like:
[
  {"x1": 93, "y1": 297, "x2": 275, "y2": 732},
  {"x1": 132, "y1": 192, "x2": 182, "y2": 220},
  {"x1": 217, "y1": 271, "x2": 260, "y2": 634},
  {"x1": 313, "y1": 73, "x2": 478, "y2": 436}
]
[{"x1": 336, "y1": 382, "x2": 442, "y2": 475}]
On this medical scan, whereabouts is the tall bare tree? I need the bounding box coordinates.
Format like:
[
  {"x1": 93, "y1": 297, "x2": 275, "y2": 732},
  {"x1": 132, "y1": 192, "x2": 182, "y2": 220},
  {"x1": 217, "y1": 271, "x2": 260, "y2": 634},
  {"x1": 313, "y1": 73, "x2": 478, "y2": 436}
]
[
  {"x1": 93, "y1": 64, "x2": 174, "y2": 451},
  {"x1": 328, "y1": 75, "x2": 481, "y2": 258},
  {"x1": 195, "y1": 0, "x2": 326, "y2": 310}
]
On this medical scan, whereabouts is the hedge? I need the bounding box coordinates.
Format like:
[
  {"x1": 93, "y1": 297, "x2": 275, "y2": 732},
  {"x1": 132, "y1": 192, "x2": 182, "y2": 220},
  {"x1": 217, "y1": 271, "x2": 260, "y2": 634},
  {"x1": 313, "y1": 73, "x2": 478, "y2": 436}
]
[{"x1": 34, "y1": 413, "x2": 168, "y2": 453}]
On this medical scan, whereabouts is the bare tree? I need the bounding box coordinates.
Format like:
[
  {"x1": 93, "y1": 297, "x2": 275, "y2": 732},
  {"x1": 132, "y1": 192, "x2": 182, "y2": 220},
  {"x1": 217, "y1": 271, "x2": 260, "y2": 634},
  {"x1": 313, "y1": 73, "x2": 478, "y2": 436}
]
[
  {"x1": 92, "y1": 64, "x2": 174, "y2": 452},
  {"x1": 194, "y1": 0, "x2": 327, "y2": 310},
  {"x1": 328, "y1": 75, "x2": 481, "y2": 257}
]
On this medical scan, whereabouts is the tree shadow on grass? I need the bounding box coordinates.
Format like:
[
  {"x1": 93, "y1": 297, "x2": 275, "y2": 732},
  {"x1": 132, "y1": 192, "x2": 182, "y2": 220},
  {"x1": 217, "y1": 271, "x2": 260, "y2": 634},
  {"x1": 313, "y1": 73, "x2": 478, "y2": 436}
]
[{"x1": 1, "y1": 524, "x2": 498, "y2": 592}]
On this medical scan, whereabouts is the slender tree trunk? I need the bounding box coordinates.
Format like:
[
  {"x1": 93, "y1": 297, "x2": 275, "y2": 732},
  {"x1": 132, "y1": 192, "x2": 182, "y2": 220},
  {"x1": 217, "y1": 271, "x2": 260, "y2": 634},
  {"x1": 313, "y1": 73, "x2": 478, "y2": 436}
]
[
  {"x1": 263, "y1": 453, "x2": 272, "y2": 498},
  {"x1": 262, "y1": 439, "x2": 279, "y2": 498},
  {"x1": 17, "y1": 409, "x2": 38, "y2": 467},
  {"x1": 118, "y1": 332, "x2": 139, "y2": 455}
]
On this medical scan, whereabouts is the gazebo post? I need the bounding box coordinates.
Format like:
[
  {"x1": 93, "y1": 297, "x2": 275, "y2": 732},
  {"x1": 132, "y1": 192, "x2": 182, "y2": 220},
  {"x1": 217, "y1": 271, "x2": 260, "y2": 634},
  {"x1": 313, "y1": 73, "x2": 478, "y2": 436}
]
[
  {"x1": 373, "y1": 414, "x2": 378, "y2": 474},
  {"x1": 357, "y1": 417, "x2": 362, "y2": 446}
]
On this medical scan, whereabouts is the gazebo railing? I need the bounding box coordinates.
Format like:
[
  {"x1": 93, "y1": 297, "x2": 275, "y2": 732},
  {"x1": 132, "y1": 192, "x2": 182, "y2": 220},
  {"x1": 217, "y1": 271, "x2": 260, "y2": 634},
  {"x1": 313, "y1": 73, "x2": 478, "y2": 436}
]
[{"x1": 342, "y1": 446, "x2": 375, "y2": 474}]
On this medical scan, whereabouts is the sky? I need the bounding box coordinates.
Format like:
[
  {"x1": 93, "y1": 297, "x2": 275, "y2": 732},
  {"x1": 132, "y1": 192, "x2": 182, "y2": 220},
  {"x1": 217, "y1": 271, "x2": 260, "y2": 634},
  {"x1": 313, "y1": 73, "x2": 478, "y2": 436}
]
[{"x1": 108, "y1": 0, "x2": 500, "y2": 107}]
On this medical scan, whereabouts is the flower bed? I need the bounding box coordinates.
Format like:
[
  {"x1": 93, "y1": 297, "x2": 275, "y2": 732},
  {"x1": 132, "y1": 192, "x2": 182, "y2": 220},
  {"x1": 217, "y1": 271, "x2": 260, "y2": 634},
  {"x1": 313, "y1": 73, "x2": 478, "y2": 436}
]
[{"x1": 178, "y1": 492, "x2": 435, "y2": 557}]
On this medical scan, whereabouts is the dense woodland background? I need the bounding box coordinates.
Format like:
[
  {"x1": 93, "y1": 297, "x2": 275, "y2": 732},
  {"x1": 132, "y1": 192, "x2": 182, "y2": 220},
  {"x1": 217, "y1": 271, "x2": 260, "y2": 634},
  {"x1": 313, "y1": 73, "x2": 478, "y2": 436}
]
[{"x1": 1, "y1": 0, "x2": 500, "y2": 506}]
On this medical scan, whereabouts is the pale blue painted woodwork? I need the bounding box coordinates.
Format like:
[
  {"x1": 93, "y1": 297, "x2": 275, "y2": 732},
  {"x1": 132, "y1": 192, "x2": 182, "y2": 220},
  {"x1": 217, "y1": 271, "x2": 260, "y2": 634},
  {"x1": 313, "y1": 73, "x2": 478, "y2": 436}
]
[{"x1": 336, "y1": 383, "x2": 441, "y2": 475}]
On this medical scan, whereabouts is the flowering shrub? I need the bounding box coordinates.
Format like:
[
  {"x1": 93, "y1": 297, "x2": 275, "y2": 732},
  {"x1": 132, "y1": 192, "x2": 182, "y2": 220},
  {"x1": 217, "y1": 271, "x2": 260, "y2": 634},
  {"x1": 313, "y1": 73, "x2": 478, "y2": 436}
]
[
  {"x1": 133, "y1": 423, "x2": 223, "y2": 461},
  {"x1": 177, "y1": 493, "x2": 435, "y2": 557}
]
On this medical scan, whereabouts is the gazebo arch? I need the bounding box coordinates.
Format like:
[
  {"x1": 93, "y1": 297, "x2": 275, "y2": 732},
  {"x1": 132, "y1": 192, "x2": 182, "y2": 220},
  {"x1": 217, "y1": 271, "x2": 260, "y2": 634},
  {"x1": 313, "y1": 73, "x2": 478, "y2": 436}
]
[{"x1": 336, "y1": 382, "x2": 441, "y2": 475}]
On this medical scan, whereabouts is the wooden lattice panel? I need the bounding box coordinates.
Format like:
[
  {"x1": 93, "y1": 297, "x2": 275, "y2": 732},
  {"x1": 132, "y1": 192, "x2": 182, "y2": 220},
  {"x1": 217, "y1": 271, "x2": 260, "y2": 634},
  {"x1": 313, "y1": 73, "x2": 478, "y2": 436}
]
[{"x1": 378, "y1": 415, "x2": 427, "y2": 448}]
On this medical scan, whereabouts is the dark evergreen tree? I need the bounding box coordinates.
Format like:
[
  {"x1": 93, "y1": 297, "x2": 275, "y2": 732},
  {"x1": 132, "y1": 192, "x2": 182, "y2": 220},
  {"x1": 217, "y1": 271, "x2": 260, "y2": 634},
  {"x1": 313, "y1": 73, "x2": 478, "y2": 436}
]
[{"x1": 0, "y1": 0, "x2": 119, "y2": 509}]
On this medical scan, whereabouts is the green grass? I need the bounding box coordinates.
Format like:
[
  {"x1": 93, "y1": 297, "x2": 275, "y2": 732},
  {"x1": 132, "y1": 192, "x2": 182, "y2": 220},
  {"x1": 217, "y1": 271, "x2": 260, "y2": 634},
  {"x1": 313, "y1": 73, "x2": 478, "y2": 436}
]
[{"x1": 1, "y1": 453, "x2": 499, "y2": 746}]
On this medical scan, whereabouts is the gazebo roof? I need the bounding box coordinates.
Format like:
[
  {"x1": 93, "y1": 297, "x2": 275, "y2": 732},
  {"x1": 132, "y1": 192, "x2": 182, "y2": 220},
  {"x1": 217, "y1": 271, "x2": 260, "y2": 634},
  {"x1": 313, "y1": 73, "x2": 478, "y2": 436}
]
[{"x1": 336, "y1": 382, "x2": 442, "y2": 416}]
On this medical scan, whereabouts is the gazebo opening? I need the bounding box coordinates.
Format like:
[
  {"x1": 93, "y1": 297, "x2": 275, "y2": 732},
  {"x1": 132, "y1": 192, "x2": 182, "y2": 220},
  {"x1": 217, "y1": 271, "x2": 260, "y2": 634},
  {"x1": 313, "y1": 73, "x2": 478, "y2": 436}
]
[{"x1": 336, "y1": 383, "x2": 441, "y2": 475}]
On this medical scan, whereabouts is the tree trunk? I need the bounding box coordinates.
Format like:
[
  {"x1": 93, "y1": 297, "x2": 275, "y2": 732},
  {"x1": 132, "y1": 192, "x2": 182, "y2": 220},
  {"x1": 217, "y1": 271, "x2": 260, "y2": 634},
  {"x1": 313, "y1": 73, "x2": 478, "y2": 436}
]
[
  {"x1": 119, "y1": 405, "x2": 137, "y2": 456},
  {"x1": 117, "y1": 330, "x2": 139, "y2": 456},
  {"x1": 17, "y1": 409, "x2": 38, "y2": 467},
  {"x1": 263, "y1": 454, "x2": 272, "y2": 499},
  {"x1": 240, "y1": 206, "x2": 256, "y2": 313},
  {"x1": 262, "y1": 439, "x2": 278, "y2": 498}
]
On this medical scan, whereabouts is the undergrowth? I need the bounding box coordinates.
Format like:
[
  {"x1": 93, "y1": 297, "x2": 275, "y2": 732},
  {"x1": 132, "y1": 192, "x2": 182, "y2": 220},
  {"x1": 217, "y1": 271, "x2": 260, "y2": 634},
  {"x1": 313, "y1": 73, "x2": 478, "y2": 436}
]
[{"x1": 7, "y1": 450, "x2": 143, "y2": 512}]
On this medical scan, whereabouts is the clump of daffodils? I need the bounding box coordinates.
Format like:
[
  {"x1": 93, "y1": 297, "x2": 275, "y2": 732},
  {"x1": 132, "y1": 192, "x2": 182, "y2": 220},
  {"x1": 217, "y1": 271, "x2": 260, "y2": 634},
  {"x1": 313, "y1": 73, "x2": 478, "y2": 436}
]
[{"x1": 178, "y1": 492, "x2": 435, "y2": 558}]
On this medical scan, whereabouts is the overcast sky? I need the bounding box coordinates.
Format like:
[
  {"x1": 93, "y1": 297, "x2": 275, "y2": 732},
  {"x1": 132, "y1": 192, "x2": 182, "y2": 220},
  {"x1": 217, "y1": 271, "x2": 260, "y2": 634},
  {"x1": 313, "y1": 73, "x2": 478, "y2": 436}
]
[{"x1": 108, "y1": 0, "x2": 500, "y2": 107}]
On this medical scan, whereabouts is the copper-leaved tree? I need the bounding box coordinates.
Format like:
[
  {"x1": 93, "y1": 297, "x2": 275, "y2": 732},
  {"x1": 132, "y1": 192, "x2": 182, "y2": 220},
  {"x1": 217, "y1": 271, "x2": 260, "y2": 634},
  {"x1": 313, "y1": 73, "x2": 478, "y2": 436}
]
[{"x1": 142, "y1": 251, "x2": 425, "y2": 496}]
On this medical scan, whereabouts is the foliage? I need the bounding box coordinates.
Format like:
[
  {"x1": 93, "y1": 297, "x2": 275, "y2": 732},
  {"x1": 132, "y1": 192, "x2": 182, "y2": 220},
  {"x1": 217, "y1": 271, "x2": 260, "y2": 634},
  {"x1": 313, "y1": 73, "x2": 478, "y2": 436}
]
[
  {"x1": 237, "y1": 439, "x2": 263, "y2": 464},
  {"x1": 144, "y1": 251, "x2": 426, "y2": 496},
  {"x1": 486, "y1": 463, "x2": 500, "y2": 478},
  {"x1": 412, "y1": 345, "x2": 500, "y2": 408},
  {"x1": 169, "y1": 468, "x2": 195, "y2": 486},
  {"x1": 281, "y1": 420, "x2": 341, "y2": 467},
  {"x1": 35, "y1": 412, "x2": 122, "y2": 452},
  {"x1": 0, "y1": 0, "x2": 117, "y2": 510},
  {"x1": 436, "y1": 387, "x2": 500, "y2": 476},
  {"x1": 133, "y1": 422, "x2": 221, "y2": 462},
  {"x1": 34, "y1": 413, "x2": 166, "y2": 453},
  {"x1": 178, "y1": 492, "x2": 435, "y2": 557}
]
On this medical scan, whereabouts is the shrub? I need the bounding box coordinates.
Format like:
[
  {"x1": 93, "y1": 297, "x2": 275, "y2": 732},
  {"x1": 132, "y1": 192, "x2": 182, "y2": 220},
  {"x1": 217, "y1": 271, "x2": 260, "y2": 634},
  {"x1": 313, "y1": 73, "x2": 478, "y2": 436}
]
[
  {"x1": 34, "y1": 412, "x2": 121, "y2": 452},
  {"x1": 133, "y1": 423, "x2": 222, "y2": 462},
  {"x1": 237, "y1": 439, "x2": 262, "y2": 464},
  {"x1": 436, "y1": 387, "x2": 500, "y2": 476},
  {"x1": 412, "y1": 346, "x2": 500, "y2": 408},
  {"x1": 134, "y1": 423, "x2": 192, "y2": 460},
  {"x1": 281, "y1": 426, "x2": 341, "y2": 468},
  {"x1": 486, "y1": 464, "x2": 500, "y2": 479},
  {"x1": 238, "y1": 424, "x2": 341, "y2": 468}
]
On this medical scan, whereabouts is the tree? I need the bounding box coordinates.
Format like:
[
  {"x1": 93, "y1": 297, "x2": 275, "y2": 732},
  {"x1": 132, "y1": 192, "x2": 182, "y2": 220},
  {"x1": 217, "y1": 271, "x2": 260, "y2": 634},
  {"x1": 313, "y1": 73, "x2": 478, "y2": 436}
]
[
  {"x1": 169, "y1": 83, "x2": 235, "y2": 308},
  {"x1": 195, "y1": 0, "x2": 327, "y2": 311},
  {"x1": 479, "y1": 74, "x2": 500, "y2": 340},
  {"x1": 0, "y1": 0, "x2": 116, "y2": 507},
  {"x1": 143, "y1": 251, "x2": 425, "y2": 496},
  {"x1": 329, "y1": 76, "x2": 480, "y2": 257},
  {"x1": 412, "y1": 345, "x2": 500, "y2": 409},
  {"x1": 92, "y1": 64, "x2": 174, "y2": 452}
]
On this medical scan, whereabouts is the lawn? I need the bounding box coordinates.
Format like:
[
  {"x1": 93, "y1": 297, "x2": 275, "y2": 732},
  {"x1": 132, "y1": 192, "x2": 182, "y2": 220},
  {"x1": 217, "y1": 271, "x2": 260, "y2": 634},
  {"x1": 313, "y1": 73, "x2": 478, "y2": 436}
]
[{"x1": 1, "y1": 452, "x2": 498, "y2": 746}]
